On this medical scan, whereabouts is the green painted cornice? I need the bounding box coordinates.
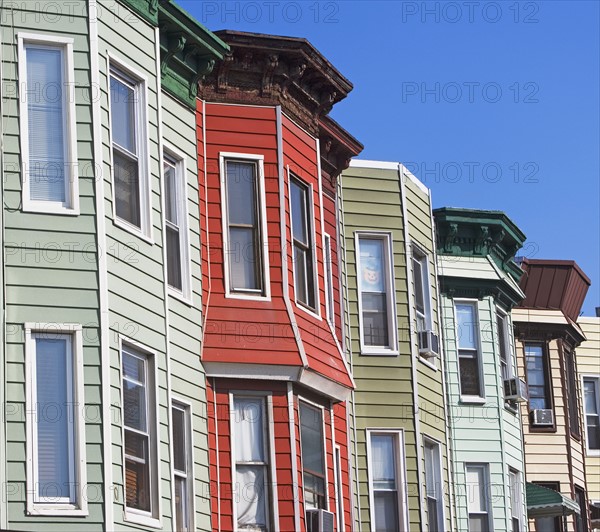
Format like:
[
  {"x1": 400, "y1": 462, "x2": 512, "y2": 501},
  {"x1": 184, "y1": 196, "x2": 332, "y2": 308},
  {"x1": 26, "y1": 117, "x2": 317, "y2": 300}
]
[
  {"x1": 158, "y1": 1, "x2": 229, "y2": 108},
  {"x1": 119, "y1": 0, "x2": 160, "y2": 26},
  {"x1": 433, "y1": 207, "x2": 526, "y2": 283}
]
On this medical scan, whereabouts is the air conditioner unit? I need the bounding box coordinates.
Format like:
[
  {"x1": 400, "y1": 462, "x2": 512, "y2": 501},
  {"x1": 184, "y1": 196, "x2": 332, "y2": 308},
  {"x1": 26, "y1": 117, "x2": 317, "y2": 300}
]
[
  {"x1": 504, "y1": 377, "x2": 528, "y2": 402},
  {"x1": 418, "y1": 330, "x2": 440, "y2": 358},
  {"x1": 306, "y1": 509, "x2": 335, "y2": 532},
  {"x1": 531, "y1": 408, "x2": 554, "y2": 426}
]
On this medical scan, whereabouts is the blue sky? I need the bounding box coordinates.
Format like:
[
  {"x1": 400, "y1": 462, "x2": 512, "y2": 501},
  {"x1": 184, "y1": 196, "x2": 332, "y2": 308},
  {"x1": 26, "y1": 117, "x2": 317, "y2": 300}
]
[{"x1": 181, "y1": 0, "x2": 600, "y2": 316}]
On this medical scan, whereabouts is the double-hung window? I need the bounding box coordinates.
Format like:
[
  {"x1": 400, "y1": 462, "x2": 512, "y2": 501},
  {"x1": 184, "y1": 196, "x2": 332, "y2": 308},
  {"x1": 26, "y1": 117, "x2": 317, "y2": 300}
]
[
  {"x1": 411, "y1": 247, "x2": 431, "y2": 333},
  {"x1": 575, "y1": 486, "x2": 589, "y2": 532},
  {"x1": 357, "y1": 234, "x2": 396, "y2": 352},
  {"x1": 172, "y1": 402, "x2": 193, "y2": 531},
  {"x1": 164, "y1": 152, "x2": 190, "y2": 297},
  {"x1": 122, "y1": 344, "x2": 158, "y2": 522},
  {"x1": 110, "y1": 63, "x2": 149, "y2": 235},
  {"x1": 19, "y1": 34, "x2": 78, "y2": 213},
  {"x1": 222, "y1": 156, "x2": 268, "y2": 296},
  {"x1": 299, "y1": 402, "x2": 326, "y2": 511},
  {"x1": 25, "y1": 324, "x2": 86, "y2": 514},
  {"x1": 583, "y1": 376, "x2": 600, "y2": 452},
  {"x1": 424, "y1": 439, "x2": 443, "y2": 532},
  {"x1": 291, "y1": 178, "x2": 317, "y2": 310},
  {"x1": 233, "y1": 396, "x2": 271, "y2": 530},
  {"x1": 465, "y1": 464, "x2": 491, "y2": 532},
  {"x1": 455, "y1": 302, "x2": 483, "y2": 398},
  {"x1": 565, "y1": 349, "x2": 580, "y2": 437},
  {"x1": 525, "y1": 344, "x2": 551, "y2": 411},
  {"x1": 508, "y1": 469, "x2": 522, "y2": 532},
  {"x1": 367, "y1": 430, "x2": 406, "y2": 531},
  {"x1": 497, "y1": 312, "x2": 511, "y2": 383}
]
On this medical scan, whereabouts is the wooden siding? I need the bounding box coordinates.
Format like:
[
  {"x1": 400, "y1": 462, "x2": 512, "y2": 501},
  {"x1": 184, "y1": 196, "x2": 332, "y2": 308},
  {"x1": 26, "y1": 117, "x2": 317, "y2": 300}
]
[
  {"x1": 2, "y1": 2, "x2": 104, "y2": 529},
  {"x1": 341, "y1": 164, "x2": 420, "y2": 531},
  {"x1": 578, "y1": 317, "x2": 600, "y2": 502},
  {"x1": 442, "y1": 292, "x2": 527, "y2": 532}
]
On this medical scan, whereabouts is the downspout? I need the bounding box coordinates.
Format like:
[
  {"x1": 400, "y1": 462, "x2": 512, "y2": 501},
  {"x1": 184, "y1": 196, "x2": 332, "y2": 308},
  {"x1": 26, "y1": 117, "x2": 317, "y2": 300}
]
[
  {"x1": 427, "y1": 181, "x2": 456, "y2": 531},
  {"x1": 89, "y1": 2, "x2": 114, "y2": 527},
  {"x1": 398, "y1": 163, "x2": 425, "y2": 530}
]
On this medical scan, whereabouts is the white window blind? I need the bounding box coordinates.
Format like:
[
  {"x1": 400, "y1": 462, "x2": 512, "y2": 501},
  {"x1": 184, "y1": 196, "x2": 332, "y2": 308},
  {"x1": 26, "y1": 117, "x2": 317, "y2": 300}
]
[
  {"x1": 466, "y1": 465, "x2": 490, "y2": 532},
  {"x1": 26, "y1": 46, "x2": 67, "y2": 203},
  {"x1": 371, "y1": 434, "x2": 399, "y2": 531}
]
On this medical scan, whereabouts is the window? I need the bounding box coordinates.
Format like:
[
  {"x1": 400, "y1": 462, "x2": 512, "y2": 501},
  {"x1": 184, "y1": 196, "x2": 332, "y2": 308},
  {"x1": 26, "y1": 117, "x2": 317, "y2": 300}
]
[
  {"x1": 456, "y1": 303, "x2": 483, "y2": 397},
  {"x1": 565, "y1": 349, "x2": 580, "y2": 437},
  {"x1": 412, "y1": 247, "x2": 431, "y2": 332},
  {"x1": 497, "y1": 312, "x2": 511, "y2": 382},
  {"x1": 465, "y1": 464, "x2": 490, "y2": 532},
  {"x1": 367, "y1": 430, "x2": 406, "y2": 532},
  {"x1": 575, "y1": 486, "x2": 589, "y2": 532},
  {"x1": 334, "y1": 446, "x2": 344, "y2": 532},
  {"x1": 18, "y1": 34, "x2": 78, "y2": 213},
  {"x1": 222, "y1": 156, "x2": 268, "y2": 296},
  {"x1": 122, "y1": 344, "x2": 158, "y2": 521},
  {"x1": 534, "y1": 483, "x2": 562, "y2": 532},
  {"x1": 300, "y1": 402, "x2": 326, "y2": 511},
  {"x1": 525, "y1": 344, "x2": 551, "y2": 411},
  {"x1": 172, "y1": 402, "x2": 193, "y2": 531},
  {"x1": 508, "y1": 469, "x2": 522, "y2": 532},
  {"x1": 583, "y1": 377, "x2": 600, "y2": 452},
  {"x1": 357, "y1": 234, "x2": 396, "y2": 352},
  {"x1": 25, "y1": 324, "x2": 86, "y2": 515},
  {"x1": 424, "y1": 439, "x2": 443, "y2": 532},
  {"x1": 233, "y1": 396, "x2": 271, "y2": 530},
  {"x1": 164, "y1": 152, "x2": 190, "y2": 297},
  {"x1": 291, "y1": 178, "x2": 317, "y2": 310},
  {"x1": 110, "y1": 63, "x2": 149, "y2": 235},
  {"x1": 324, "y1": 234, "x2": 335, "y2": 324}
]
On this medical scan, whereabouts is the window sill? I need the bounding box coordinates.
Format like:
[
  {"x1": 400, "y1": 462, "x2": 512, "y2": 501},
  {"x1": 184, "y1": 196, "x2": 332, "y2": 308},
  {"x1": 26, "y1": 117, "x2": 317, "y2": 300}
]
[
  {"x1": 296, "y1": 300, "x2": 321, "y2": 321},
  {"x1": 360, "y1": 348, "x2": 399, "y2": 357},
  {"x1": 586, "y1": 450, "x2": 600, "y2": 457},
  {"x1": 168, "y1": 286, "x2": 194, "y2": 307},
  {"x1": 459, "y1": 396, "x2": 486, "y2": 405},
  {"x1": 113, "y1": 217, "x2": 153, "y2": 245},
  {"x1": 28, "y1": 504, "x2": 88, "y2": 517},
  {"x1": 124, "y1": 510, "x2": 162, "y2": 529},
  {"x1": 23, "y1": 203, "x2": 80, "y2": 216},
  {"x1": 225, "y1": 291, "x2": 271, "y2": 302},
  {"x1": 504, "y1": 402, "x2": 519, "y2": 414},
  {"x1": 418, "y1": 356, "x2": 438, "y2": 371}
]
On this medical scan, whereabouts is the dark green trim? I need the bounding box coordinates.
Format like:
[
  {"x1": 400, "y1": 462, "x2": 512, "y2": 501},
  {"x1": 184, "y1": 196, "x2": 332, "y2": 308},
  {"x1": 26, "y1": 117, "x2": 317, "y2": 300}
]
[
  {"x1": 438, "y1": 276, "x2": 524, "y2": 309},
  {"x1": 119, "y1": 0, "x2": 159, "y2": 26}
]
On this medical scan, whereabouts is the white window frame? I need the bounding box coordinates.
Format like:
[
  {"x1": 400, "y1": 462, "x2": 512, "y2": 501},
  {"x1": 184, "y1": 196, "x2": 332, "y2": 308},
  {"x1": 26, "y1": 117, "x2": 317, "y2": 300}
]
[
  {"x1": 454, "y1": 299, "x2": 485, "y2": 402},
  {"x1": 119, "y1": 337, "x2": 161, "y2": 528},
  {"x1": 508, "y1": 468, "x2": 523, "y2": 532},
  {"x1": 229, "y1": 391, "x2": 278, "y2": 531},
  {"x1": 163, "y1": 143, "x2": 192, "y2": 302},
  {"x1": 289, "y1": 172, "x2": 320, "y2": 318},
  {"x1": 299, "y1": 398, "x2": 329, "y2": 512},
  {"x1": 334, "y1": 444, "x2": 345, "y2": 532},
  {"x1": 465, "y1": 463, "x2": 492, "y2": 532},
  {"x1": 24, "y1": 323, "x2": 87, "y2": 516},
  {"x1": 411, "y1": 244, "x2": 432, "y2": 333},
  {"x1": 220, "y1": 152, "x2": 271, "y2": 301},
  {"x1": 582, "y1": 374, "x2": 600, "y2": 456},
  {"x1": 355, "y1": 232, "x2": 398, "y2": 356},
  {"x1": 324, "y1": 233, "x2": 335, "y2": 325},
  {"x1": 423, "y1": 436, "x2": 445, "y2": 532},
  {"x1": 366, "y1": 429, "x2": 409, "y2": 532},
  {"x1": 18, "y1": 33, "x2": 79, "y2": 215},
  {"x1": 171, "y1": 398, "x2": 195, "y2": 532},
  {"x1": 107, "y1": 53, "x2": 152, "y2": 242}
]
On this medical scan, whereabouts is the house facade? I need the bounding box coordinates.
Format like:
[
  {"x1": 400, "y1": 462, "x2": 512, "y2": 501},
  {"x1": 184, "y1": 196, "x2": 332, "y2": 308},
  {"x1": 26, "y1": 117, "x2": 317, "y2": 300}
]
[
  {"x1": 434, "y1": 208, "x2": 529, "y2": 532},
  {"x1": 340, "y1": 161, "x2": 451, "y2": 531},
  {"x1": 513, "y1": 258, "x2": 592, "y2": 532},
  {"x1": 197, "y1": 31, "x2": 362, "y2": 532},
  {"x1": 0, "y1": 0, "x2": 227, "y2": 530},
  {"x1": 578, "y1": 315, "x2": 600, "y2": 531}
]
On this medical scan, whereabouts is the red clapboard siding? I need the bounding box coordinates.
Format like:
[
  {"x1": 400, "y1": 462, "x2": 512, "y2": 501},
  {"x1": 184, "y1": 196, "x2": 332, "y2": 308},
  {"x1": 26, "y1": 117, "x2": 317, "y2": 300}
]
[
  {"x1": 281, "y1": 115, "x2": 353, "y2": 389},
  {"x1": 323, "y1": 191, "x2": 344, "y2": 343}
]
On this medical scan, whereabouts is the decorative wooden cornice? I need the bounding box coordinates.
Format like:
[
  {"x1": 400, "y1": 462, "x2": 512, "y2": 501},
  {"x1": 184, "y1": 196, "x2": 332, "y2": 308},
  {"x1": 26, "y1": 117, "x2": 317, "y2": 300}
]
[
  {"x1": 199, "y1": 30, "x2": 355, "y2": 137},
  {"x1": 319, "y1": 116, "x2": 363, "y2": 190}
]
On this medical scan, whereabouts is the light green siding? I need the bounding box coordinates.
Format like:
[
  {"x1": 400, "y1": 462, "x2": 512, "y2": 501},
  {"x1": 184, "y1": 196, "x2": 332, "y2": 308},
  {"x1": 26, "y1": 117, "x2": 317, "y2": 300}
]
[{"x1": 1, "y1": 2, "x2": 104, "y2": 529}]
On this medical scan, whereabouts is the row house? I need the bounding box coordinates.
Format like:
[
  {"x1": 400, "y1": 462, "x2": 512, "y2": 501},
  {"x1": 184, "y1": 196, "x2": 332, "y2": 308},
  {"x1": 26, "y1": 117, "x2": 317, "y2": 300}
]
[
  {"x1": 514, "y1": 258, "x2": 592, "y2": 532},
  {"x1": 196, "y1": 31, "x2": 362, "y2": 532},
  {"x1": 0, "y1": 0, "x2": 228, "y2": 530},
  {"x1": 434, "y1": 208, "x2": 529, "y2": 532},
  {"x1": 577, "y1": 315, "x2": 600, "y2": 531},
  {"x1": 340, "y1": 161, "x2": 451, "y2": 531}
]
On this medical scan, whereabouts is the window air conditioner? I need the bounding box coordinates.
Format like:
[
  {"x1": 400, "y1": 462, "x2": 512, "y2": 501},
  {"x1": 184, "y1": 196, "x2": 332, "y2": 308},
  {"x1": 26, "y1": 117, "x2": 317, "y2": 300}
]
[
  {"x1": 418, "y1": 330, "x2": 440, "y2": 358},
  {"x1": 306, "y1": 509, "x2": 335, "y2": 532},
  {"x1": 531, "y1": 408, "x2": 554, "y2": 426},
  {"x1": 503, "y1": 377, "x2": 528, "y2": 402}
]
